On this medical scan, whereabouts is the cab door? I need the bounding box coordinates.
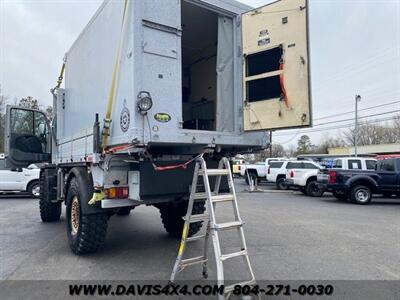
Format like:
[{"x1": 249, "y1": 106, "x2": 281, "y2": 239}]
[
  {"x1": 242, "y1": 0, "x2": 311, "y2": 131},
  {"x1": 4, "y1": 106, "x2": 52, "y2": 168}
]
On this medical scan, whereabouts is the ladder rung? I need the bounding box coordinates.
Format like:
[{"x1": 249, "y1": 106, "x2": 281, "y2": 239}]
[
  {"x1": 183, "y1": 213, "x2": 209, "y2": 223},
  {"x1": 211, "y1": 194, "x2": 234, "y2": 203},
  {"x1": 214, "y1": 221, "x2": 243, "y2": 230},
  {"x1": 220, "y1": 250, "x2": 247, "y2": 261},
  {"x1": 200, "y1": 169, "x2": 230, "y2": 176},
  {"x1": 193, "y1": 192, "x2": 216, "y2": 200},
  {"x1": 224, "y1": 279, "x2": 257, "y2": 293},
  {"x1": 186, "y1": 234, "x2": 206, "y2": 242},
  {"x1": 181, "y1": 256, "x2": 207, "y2": 267}
]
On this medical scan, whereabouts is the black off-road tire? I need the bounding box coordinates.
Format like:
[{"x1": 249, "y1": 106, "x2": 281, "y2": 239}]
[
  {"x1": 66, "y1": 177, "x2": 108, "y2": 254},
  {"x1": 299, "y1": 187, "x2": 307, "y2": 195},
  {"x1": 39, "y1": 172, "x2": 61, "y2": 222},
  {"x1": 116, "y1": 207, "x2": 134, "y2": 216},
  {"x1": 276, "y1": 177, "x2": 287, "y2": 190},
  {"x1": 306, "y1": 180, "x2": 324, "y2": 197},
  {"x1": 159, "y1": 200, "x2": 206, "y2": 238},
  {"x1": 39, "y1": 197, "x2": 61, "y2": 222},
  {"x1": 333, "y1": 190, "x2": 348, "y2": 201},
  {"x1": 350, "y1": 185, "x2": 372, "y2": 205}
]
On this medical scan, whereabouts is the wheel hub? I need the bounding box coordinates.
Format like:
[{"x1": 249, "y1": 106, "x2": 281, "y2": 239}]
[
  {"x1": 356, "y1": 190, "x2": 368, "y2": 202},
  {"x1": 71, "y1": 196, "x2": 80, "y2": 235},
  {"x1": 32, "y1": 185, "x2": 40, "y2": 197}
]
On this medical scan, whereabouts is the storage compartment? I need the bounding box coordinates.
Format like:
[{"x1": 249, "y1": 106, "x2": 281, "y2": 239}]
[{"x1": 181, "y1": 1, "x2": 234, "y2": 132}]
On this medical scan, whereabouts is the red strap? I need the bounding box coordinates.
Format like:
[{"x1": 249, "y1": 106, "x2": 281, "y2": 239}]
[
  {"x1": 152, "y1": 154, "x2": 202, "y2": 172},
  {"x1": 154, "y1": 164, "x2": 189, "y2": 171},
  {"x1": 280, "y1": 62, "x2": 289, "y2": 108}
]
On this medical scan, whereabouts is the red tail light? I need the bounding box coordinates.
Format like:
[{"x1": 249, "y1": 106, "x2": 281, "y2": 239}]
[
  {"x1": 104, "y1": 186, "x2": 129, "y2": 199},
  {"x1": 268, "y1": 167, "x2": 271, "y2": 174},
  {"x1": 238, "y1": 166, "x2": 241, "y2": 171},
  {"x1": 328, "y1": 171, "x2": 337, "y2": 184},
  {"x1": 290, "y1": 170, "x2": 295, "y2": 178}
]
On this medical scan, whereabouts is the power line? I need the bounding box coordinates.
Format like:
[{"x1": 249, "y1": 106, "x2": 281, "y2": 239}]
[
  {"x1": 274, "y1": 109, "x2": 399, "y2": 137},
  {"x1": 314, "y1": 100, "x2": 400, "y2": 121},
  {"x1": 313, "y1": 109, "x2": 400, "y2": 127},
  {"x1": 274, "y1": 116, "x2": 397, "y2": 137}
]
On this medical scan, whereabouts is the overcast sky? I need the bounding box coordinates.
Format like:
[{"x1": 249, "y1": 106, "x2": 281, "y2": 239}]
[{"x1": 0, "y1": 0, "x2": 399, "y2": 147}]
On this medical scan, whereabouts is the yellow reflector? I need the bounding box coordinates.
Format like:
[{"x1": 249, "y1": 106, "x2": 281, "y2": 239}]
[{"x1": 108, "y1": 188, "x2": 116, "y2": 199}]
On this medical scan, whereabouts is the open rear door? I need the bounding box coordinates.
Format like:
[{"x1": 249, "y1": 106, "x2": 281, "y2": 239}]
[
  {"x1": 242, "y1": 0, "x2": 311, "y2": 131},
  {"x1": 4, "y1": 106, "x2": 51, "y2": 168}
]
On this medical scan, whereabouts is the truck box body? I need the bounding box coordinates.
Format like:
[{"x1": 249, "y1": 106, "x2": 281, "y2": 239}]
[
  {"x1": 55, "y1": 0, "x2": 311, "y2": 164},
  {"x1": 4, "y1": 0, "x2": 311, "y2": 254},
  {"x1": 56, "y1": 0, "x2": 260, "y2": 163}
]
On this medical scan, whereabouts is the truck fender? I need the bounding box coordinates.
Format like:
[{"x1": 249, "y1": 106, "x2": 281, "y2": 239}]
[
  {"x1": 246, "y1": 169, "x2": 258, "y2": 176},
  {"x1": 65, "y1": 167, "x2": 104, "y2": 215},
  {"x1": 305, "y1": 175, "x2": 317, "y2": 186},
  {"x1": 347, "y1": 175, "x2": 379, "y2": 191}
]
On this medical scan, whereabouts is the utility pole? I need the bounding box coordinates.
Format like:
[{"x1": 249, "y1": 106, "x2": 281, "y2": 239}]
[
  {"x1": 269, "y1": 131, "x2": 273, "y2": 157},
  {"x1": 354, "y1": 95, "x2": 361, "y2": 157}
]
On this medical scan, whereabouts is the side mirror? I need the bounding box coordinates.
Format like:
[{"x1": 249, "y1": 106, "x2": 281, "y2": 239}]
[{"x1": 5, "y1": 106, "x2": 51, "y2": 169}]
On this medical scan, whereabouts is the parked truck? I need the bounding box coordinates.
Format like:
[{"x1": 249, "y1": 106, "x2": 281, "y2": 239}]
[
  {"x1": 240, "y1": 158, "x2": 288, "y2": 184},
  {"x1": 4, "y1": 0, "x2": 311, "y2": 254},
  {"x1": 317, "y1": 158, "x2": 400, "y2": 204}
]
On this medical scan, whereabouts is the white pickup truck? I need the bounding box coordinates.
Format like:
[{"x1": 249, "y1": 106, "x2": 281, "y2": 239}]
[
  {"x1": 284, "y1": 161, "x2": 324, "y2": 196},
  {"x1": 241, "y1": 158, "x2": 287, "y2": 184},
  {"x1": 0, "y1": 155, "x2": 40, "y2": 196}
]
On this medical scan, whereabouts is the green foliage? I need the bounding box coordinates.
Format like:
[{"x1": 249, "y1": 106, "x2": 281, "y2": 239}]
[{"x1": 296, "y1": 135, "x2": 315, "y2": 155}]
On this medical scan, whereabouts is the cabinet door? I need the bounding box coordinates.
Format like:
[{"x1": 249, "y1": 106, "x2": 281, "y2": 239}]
[{"x1": 242, "y1": 0, "x2": 311, "y2": 131}]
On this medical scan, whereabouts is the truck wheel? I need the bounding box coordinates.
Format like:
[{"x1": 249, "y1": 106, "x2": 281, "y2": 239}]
[
  {"x1": 116, "y1": 207, "x2": 134, "y2": 216},
  {"x1": 245, "y1": 173, "x2": 258, "y2": 185},
  {"x1": 276, "y1": 178, "x2": 287, "y2": 190},
  {"x1": 28, "y1": 180, "x2": 40, "y2": 197},
  {"x1": 159, "y1": 200, "x2": 206, "y2": 238},
  {"x1": 306, "y1": 181, "x2": 324, "y2": 197},
  {"x1": 299, "y1": 187, "x2": 307, "y2": 195},
  {"x1": 39, "y1": 173, "x2": 61, "y2": 222},
  {"x1": 39, "y1": 197, "x2": 61, "y2": 222},
  {"x1": 350, "y1": 185, "x2": 372, "y2": 205},
  {"x1": 66, "y1": 177, "x2": 108, "y2": 254},
  {"x1": 333, "y1": 191, "x2": 348, "y2": 201}
]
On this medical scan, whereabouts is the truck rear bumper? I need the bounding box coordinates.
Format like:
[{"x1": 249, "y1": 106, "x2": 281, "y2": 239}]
[
  {"x1": 101, "y1": 199, "x2": 141, "y2": 209},
  {"x1": 316, "y1": 183, "x2": 328, "y2": 192}
]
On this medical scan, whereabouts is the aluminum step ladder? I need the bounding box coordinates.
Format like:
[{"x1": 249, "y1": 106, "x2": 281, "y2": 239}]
[{"x1": 169, "y1": 156, "x2": 258, "y2": 299}]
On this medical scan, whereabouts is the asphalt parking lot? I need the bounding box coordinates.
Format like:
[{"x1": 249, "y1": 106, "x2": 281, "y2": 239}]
[{"x1": 1, "y1": 180, "x2": 399, "y2": 297}]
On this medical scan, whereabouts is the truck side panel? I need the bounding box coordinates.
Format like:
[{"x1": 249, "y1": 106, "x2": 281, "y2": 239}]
[{"x1": 63, "y1": 0, "x2": 135, "y2": 146}]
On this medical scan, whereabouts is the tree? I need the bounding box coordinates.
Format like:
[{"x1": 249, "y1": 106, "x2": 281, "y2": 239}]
[
  {"x1": 342, "y1": 120, "x2": 400, "y2": 146},
  {"x1": 18, "y1": 96, "x2": 39, "y2": 110},
  {"x1": 393, "y1": 114, "x2": 400, "y2": 141},
  {"x1": 45, "y1": 106, "x2": 54, "y2": 121},
  {"x1": 285, "y1": 144, "x2": 297, "y2": 158},
  {"x1": 270, "y1": 144, "x2": 286, "y2": 157},
  {"x1": 296, "y1": 135, "x2": 314, "y2": 155},
  {"x1": 315, "y1": 137, "x2": 345, "y2": 154},
  {"x1": 0, "y1": 86, "x2": 7, "y2": 152}
]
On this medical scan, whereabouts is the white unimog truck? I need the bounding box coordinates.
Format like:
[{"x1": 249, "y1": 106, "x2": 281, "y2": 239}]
[{"x1": 4, "y1": 0, "x2": 311, "y2": 254}]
